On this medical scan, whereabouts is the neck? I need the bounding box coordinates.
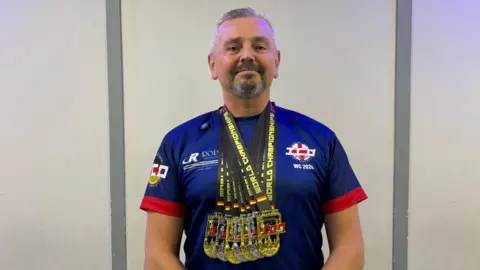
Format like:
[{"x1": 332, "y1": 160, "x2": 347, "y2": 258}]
[{"x1": 222, "y1": 89, "x2": 270, "y2": 117}]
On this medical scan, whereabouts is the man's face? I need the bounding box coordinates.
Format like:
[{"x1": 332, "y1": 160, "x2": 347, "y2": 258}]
[{"x1": 208, "y1": 17, "x2": 280, "y2": 99}]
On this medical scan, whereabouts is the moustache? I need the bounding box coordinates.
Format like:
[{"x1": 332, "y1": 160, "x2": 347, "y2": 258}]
[{"x1": 231, "y1": 62, "x2": 264, "y2": 76}]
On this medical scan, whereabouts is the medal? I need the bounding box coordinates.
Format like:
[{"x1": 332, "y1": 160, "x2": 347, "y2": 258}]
[
  {"x1": 203, "y1": 212, "x2": 220, "y2": 259},
  {"x1": 203, "y1": 102, "x2": 286, "y2": 264},
  {"x1": 246, "y1": 211, "x2": 263, "y2": 259},
  {"x1": 203, "y1": 152, "x2": 227, "y2": 259},
  {"x1": 223, "y1": 170, "x2": 242, "y2": 264},
  {"x1": 257, "y1": 209, "x2": 285, "y2": 257},
  {"x1": 215, "y1": 215, "x2": 228, "y2": 262},
  {"x1": 224, "y1": 178, "x2": 248, "y2": 263}
]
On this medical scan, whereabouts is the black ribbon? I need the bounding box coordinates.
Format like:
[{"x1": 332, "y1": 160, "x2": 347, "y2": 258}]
[{"x1": 216, "y1": 102, "x2": 276, "y2": 215}]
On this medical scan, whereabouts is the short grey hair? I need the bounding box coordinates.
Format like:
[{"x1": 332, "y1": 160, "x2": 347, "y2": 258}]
[{"x1": 209, "y1": 7, "x2": 277, "y2": 53}]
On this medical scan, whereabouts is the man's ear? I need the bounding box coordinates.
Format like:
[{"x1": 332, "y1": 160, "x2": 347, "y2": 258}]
[
  {"x1": 274, "y1": 50, "x2": 281, "y2": 78},
  {"x1": 208, "y1": 53, "x2": 218, "y2": 80}
]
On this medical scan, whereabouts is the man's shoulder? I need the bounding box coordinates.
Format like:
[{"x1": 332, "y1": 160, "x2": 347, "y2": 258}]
[
  {"x1": 162, "y1": 109, "x2": 218, "y2": 143},
  {"x1": 276, "y1": 104, "x2": 336, "y2": 138}
]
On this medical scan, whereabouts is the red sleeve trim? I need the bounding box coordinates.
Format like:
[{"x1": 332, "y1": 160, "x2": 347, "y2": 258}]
[
  {"x1": 140, "y1": 196, "x2": 185, "y2": 217},
  {"x1": 323, "y1": 187, "x2": 368, "y2": 215}
]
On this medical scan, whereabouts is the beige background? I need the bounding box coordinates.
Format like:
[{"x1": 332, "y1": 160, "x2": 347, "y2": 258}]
[
  {"x1": 0, "y1": 1, "x2": 112, "y2": 269},
  {"x1": 408, "y1": 1, "x2": 480, "y2": 269}
]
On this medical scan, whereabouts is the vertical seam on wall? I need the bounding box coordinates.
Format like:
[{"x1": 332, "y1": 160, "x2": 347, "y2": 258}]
[
  {"x1": 106, "y1": 0, "x2": 127, "y2": 270},
  {"x1": 393, "y1": 0, "x2": 412, "y2": 269}
]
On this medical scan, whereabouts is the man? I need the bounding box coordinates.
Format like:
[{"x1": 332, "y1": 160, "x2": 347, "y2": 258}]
[{"x1": 140, "y1": 7, "x2": 367, "y2": 270}]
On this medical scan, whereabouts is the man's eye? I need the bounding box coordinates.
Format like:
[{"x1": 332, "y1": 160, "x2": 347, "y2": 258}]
[
  {"x1": 227, "y1": 46, "x2": 239, "y2": 52},
  {"x1": 256, "y1": 46, "x2": 266, "y2": 50}
]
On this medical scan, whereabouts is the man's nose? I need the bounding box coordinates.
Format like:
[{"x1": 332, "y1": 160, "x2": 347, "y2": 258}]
[{"x1": 240, "y1": 47, "x2": 254, "y2": 63}]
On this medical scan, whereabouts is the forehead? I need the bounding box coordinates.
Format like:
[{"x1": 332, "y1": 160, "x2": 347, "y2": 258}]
[{"x1": 216, "y1": 17, "x2": 274, "y2": 43}]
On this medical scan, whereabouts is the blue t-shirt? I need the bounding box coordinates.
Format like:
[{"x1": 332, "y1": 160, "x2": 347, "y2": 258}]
[{"x1": 140, "y1": 103, "x2": 368, "y2": 270}]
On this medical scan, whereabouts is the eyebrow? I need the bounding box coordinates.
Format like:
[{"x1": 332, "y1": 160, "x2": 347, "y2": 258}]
[{"x1": 223, "y1": 36, "x2": 270, "y2": 46}]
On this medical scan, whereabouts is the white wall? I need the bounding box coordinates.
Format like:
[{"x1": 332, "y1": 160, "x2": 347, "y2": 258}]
[
  {"x1": 409, "y1": 1, "x2": 480, "y2": 269},
  {"x1": 122, "y1": 1, "x2": 395, "y2": 269},
  {"x1": 0, "y1": 1, "x2": 112, "y2": 270}
]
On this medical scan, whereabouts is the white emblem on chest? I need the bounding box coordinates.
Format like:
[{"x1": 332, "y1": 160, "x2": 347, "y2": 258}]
[{"x1": 286, "y1": 142, "x2": 316, "y2": 170}]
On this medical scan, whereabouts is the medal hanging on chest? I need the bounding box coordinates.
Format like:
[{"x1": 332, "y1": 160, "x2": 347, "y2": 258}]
[{"x1": 203, "y1": 102, "x2": 286, "y2": 263}]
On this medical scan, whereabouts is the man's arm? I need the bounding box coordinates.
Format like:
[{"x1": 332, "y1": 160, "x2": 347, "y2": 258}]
[
  {"x1": 322, "y1": 205, "x2": 365, "y2": 270},
  {"x1": 144, "y1": 211, "x2": 185, "y2": 270}
]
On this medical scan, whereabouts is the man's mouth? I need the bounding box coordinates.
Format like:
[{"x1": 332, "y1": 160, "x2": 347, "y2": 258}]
[
  {"x1": 235, "y1": 68, "x2": 260, "y2": 75},
  {"x1": 237, "y1": 70, "x2": 256, "y2": 74}
]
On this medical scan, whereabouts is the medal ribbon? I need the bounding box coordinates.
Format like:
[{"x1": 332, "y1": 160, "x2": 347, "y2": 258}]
[{"x1": 219, "y1": 102, "x2": 276, "y2": 212}]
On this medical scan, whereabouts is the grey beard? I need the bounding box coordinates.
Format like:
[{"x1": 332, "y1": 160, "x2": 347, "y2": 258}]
[{"x1": 229, "y1": 76, "x2": 265, "y2": 99}]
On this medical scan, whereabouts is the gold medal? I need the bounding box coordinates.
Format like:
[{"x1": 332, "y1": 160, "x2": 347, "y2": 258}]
[
  {"x1": 257, "y1": 209, "x2": 286, "y2": 257},
  {"x1": 203, "y1": 212, "x2": 222, "y2": 259}
]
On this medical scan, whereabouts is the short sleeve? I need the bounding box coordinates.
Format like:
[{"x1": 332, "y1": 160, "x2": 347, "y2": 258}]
[
  {"x1": 322, "y1": 134, "x2": 368, "y2": 215},
  {"x1": 139, "y1": 136, "x2": 185, "y2": 217}
]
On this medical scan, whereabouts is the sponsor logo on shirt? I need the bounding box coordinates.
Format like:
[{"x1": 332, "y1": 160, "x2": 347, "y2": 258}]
[
  {"x1": 182, "y1": 149, "x2": 219, "y2": 171},
  {"x1": 286, "y1": 142, "x2": 316, "y2": 170},
  {"x1": 149, "y1": 156, "x2": 169, "y2": 186}
]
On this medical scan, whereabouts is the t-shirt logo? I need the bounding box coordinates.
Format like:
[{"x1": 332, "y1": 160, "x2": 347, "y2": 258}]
[
  {"x1": 182, "y1": 149, "x2": 219, "y2": 171},
  {"x1": 183, "y1": 153, "x2": 199, "y2": 165},
  {"x1": 149, "y1": 156, "x2": 169, "y2": 186},
  {"x1": 286, "y1": 142, "x2": 316, "y2": 162}
]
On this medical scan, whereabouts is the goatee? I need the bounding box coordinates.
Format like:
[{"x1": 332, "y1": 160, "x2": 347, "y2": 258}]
[{"x1": 228, "y1": 62, "x2": 265, "y2": 99}]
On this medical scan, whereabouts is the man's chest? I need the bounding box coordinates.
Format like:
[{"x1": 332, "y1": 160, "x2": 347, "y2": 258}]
[{"x1": 179, "y1": 134, "x2": 328, "y2": 209}]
